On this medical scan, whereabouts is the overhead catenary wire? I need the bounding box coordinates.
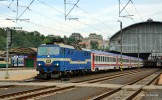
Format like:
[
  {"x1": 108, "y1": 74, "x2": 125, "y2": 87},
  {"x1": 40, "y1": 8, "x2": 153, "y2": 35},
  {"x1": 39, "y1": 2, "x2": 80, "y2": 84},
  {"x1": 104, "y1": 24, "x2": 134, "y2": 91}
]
[
  {"x1": 0, "y1": 2, "x2": 16, "y2": 12},
  {"x1": 0, "y1": 0, "x2": 88, "y2": 36},
  {"x1": 17, "y1": 0, "x2": 34, "y2": 20},
  {"x1": 76, "y1": 6, "x2": 115, "y2": 30},
  {"x1": 118, "y1": 0, "x2": 135, "y2": 22},
  {"x1": 37, "y1": 0, "x2": 64, "y2": 14},
  {"x1": 36, "y1": 0, "x2": 108, "y2": 35},
  {"x1": 130, "y1": 0, "x2": 144, "y2": 21}
]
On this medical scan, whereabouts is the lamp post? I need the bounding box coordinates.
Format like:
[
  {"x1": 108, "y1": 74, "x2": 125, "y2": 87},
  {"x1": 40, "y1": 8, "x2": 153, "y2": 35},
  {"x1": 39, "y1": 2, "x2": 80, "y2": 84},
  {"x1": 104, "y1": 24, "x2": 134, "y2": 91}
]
[
  {"x1": 118, "y1": 20, "x2": 123, "y2": 71},
  {"x1": 5, "y1": 29, "x2": 10, "y2": 79},
  {"x1": 137, "y1": 35, "x2": 140, "y2": 68}
]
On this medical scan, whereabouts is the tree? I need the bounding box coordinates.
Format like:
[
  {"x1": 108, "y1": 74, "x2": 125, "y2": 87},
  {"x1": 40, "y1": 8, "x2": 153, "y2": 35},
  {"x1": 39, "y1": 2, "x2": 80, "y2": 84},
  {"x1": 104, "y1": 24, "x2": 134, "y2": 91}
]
[
  {"x1": 67, "y1": 37, "x2": 77, "y2": 45},
  {"x1": 0, "y1": 28, "x2": 46, "y2": 50},
  {"x1": 43, "y1": 37, "x2": 53, "y2": 43},
  {"x1": 90, "y1": 40, "x2": 99, "y2": 50}
]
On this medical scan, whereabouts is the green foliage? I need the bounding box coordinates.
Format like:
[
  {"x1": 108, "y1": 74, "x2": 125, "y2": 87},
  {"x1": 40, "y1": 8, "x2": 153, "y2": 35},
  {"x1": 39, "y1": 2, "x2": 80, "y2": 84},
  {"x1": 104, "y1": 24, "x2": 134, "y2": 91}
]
[
  {"x1": 90, "y1": 40, "x2": 99, "y2": 50},
  {"x1": 0, "y1": 28, "x2": 45, "y2": 50},
  {"x1": 43, "y1": 37, "x2": 53, "y2": 43},
  {"x1": 67, "y1": 37, "x2": 77, "y2": 44},
  {"x1": 0, "y1": 28, "x2": 7, "y2": 50}
]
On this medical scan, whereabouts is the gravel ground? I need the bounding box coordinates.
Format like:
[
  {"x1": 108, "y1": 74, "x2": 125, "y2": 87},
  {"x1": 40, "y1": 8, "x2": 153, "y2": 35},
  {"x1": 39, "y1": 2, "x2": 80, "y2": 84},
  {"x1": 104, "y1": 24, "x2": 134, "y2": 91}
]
[
  {"x1": 102, "y1": 90, "x2": 135, "y2": 100},
  {"x1": 141, "y1": 90, "x2": 162, "y2": 100},
  {"x1": 39, "y1": 87, "x2": 111, "y2": 100},
  {"x1": 100, "y1": 70, "x2": 157, "y2": 85},
  {"x1": 134, "y1": 71, "x2": 161, "y2": 85},
  {"x1": 0, "y1": 85, "x2": 45, "y2": 96}
]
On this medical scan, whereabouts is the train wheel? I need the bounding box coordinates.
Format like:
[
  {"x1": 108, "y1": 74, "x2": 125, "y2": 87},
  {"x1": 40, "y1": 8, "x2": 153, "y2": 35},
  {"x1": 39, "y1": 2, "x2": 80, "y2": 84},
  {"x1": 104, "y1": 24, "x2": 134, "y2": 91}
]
[{"x1": 37, "y1": 73, "x2": 48, "y2": 80}]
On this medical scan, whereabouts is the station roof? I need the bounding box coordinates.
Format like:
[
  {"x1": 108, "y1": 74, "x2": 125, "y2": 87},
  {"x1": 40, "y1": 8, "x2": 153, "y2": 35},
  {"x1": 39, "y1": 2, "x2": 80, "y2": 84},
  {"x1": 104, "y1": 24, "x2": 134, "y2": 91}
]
[
  {"x1": 10, "y1": 47, "x2": 37, "y2": 55},
  {"x1": 110, "y1": 20, "x2": 162, "y2": 40},
  {"x1": 0, "y1": 51, "x2": 5, "y2": 56}
]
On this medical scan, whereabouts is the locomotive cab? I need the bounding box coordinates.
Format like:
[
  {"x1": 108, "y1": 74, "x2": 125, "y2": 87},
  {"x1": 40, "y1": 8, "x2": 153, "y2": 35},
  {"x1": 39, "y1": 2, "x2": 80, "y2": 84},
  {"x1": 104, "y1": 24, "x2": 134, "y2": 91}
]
[{"x1": 37, "y1": 44, "x2": 61, "y2": 79}]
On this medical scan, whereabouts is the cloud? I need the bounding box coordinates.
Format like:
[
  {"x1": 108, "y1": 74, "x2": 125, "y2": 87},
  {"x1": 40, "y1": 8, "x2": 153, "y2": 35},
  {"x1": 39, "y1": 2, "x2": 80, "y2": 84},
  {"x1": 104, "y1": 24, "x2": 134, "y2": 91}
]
[{"x1": 0, "y1": 0, "x2": 162, "y2": 40}]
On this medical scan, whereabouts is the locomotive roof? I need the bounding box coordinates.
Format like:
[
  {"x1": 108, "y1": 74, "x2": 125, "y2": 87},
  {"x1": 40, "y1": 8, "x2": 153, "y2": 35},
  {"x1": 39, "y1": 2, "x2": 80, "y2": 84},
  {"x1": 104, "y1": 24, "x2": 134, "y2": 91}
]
[
  {"x1": 40, "y1": 43, "x2": 75, "y2": 49},
  {"x1": 81, "y1": 48, "x2": 91, "y2": 52}
]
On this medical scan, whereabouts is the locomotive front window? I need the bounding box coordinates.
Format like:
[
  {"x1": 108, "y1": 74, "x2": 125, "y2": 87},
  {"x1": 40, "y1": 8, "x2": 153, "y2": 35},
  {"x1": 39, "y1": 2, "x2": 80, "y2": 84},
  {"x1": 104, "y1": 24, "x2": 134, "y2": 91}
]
[{"x1": 38, "y1": 46, "x2": 60, "y2": 55}]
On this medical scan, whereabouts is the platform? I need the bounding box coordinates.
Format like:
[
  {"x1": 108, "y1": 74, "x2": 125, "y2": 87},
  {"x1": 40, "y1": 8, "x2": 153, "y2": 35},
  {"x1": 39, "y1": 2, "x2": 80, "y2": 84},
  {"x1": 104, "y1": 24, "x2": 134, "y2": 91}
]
[
  {"x1": 158, "y1": 74, "x2": 162, "y2": 85},
  {"x1": 0, "y1": 68, "x2": 38, "y2": 81}
]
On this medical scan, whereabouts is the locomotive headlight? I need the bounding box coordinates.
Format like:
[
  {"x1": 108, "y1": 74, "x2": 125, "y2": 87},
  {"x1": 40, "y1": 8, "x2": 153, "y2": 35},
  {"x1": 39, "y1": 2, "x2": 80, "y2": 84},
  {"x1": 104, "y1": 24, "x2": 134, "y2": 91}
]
[
  {"x1": 38, "y1": 63, "x2": 41, "y2": 66},
  {"x1": 47, "y1": 55, "x2": 50, "y2": 58},
  {"x1": 56, "y1": 63, "x2": 59, "y2": 66}
]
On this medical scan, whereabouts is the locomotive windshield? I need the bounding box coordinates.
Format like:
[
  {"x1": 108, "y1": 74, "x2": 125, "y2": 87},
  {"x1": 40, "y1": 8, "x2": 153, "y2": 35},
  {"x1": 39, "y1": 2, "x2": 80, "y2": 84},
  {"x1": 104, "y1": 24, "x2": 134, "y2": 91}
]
[{"x1": 38, "y1": 46, "x2": 60, "y2": 55}]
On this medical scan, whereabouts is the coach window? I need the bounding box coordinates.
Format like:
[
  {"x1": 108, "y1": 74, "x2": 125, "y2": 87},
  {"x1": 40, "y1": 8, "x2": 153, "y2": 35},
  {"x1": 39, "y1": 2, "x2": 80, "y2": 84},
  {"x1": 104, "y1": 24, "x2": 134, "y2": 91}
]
[
  {"x1": 101, "y1": 56, "x2": 102, "y2": 62},
  {"x1": 111, "y1": 57, "x2": 113, "y2": 62},
  {"x1": 113, "y1": 58, "x2": 116, "y2": 62},
  {"x1": 103, "y1": 56, "x2": 105, "y2": 62},
  {"x1": 96, "y1": 56, "x2": 98, "y2": 61},
  {"x1": 118, "y1": 58, "x2": 121, "y2": 62},
  {"x1": 95, "y1": 56, "x2": 97, "y2": 61},
  {"x1": 98, "y1": 56, "x2": 99, "y2": 61},
  {"x1": 102, "y1": 56, "x2": 104, "y2": 62}
]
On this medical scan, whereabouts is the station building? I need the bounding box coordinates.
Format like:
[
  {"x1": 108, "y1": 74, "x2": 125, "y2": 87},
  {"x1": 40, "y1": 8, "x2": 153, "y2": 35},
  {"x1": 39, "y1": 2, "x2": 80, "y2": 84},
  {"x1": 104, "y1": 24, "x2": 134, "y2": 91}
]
[
  {"x1": 109, "y1": 19, "x2": 162, "y2": 64},
  {"x1": 9, "y1": 47, "x2": 37, "y2": 68}
]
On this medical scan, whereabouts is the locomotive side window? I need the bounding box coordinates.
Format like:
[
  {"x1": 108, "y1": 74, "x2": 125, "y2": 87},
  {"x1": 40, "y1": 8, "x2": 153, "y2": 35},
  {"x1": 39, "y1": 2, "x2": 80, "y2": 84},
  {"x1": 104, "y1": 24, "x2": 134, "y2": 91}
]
[
  {"x1": 68, "y1": 50, "x2": 70, "y2": 55},
  {"x1": 71, "y1": 50, "x2": 73, "y2": 55},
  {"x1": 61, "y1": 48, "x2": 65, "y2": 55}
]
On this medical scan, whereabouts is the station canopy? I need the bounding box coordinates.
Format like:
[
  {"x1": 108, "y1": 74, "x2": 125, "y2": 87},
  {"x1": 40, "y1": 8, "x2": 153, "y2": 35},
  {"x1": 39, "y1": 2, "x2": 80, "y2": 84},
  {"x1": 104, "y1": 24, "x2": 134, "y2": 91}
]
[{"x1": 10, "y1": 47, "x2": 37, "y2": 55}]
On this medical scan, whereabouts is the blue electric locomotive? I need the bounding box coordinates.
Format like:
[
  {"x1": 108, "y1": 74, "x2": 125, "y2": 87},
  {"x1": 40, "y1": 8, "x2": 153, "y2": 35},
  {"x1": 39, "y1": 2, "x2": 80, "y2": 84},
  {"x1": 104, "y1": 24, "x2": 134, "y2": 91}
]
[{"x1": 37, "y1": 43, "x2": 91, "y2": 79}]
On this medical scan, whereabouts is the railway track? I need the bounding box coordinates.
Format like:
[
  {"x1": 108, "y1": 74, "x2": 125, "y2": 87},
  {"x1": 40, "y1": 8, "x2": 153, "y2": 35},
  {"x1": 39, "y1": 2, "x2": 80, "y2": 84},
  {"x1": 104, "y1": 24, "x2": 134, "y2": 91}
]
[
  {"x1": 0, "y1": 85, "x2": 15, "y2": 88},
  {"x1": 90, "y1": 69, "x2": 161, "y2": 100},
  {"x1": 24, "y1": 68, "x2": 147, "y2": 83},
  {"x1": 0, "y1": 85, "x2": 75, "y2": 100},
  {"x1": 73, "y1": 69, "x2": 151, "y2": 83}
]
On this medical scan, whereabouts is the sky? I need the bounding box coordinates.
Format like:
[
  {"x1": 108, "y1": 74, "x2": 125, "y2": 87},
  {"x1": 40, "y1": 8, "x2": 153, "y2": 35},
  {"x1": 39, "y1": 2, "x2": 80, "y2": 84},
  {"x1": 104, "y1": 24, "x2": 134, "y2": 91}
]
[{"x1": 0, "y1": 0, "x2": 162, "y2": 39}]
